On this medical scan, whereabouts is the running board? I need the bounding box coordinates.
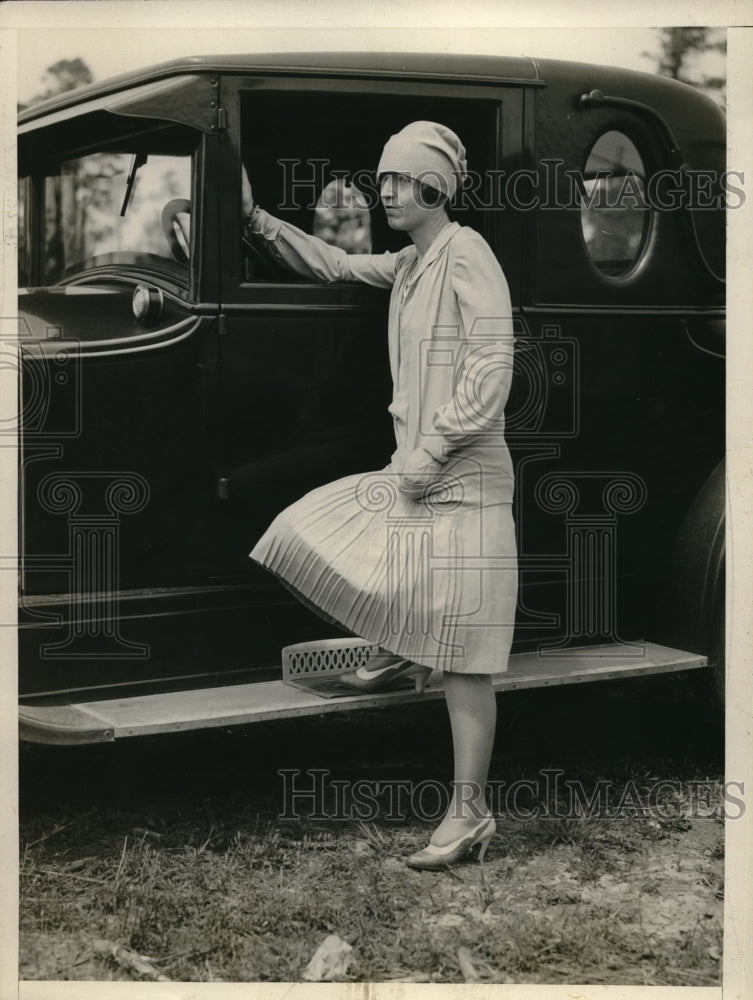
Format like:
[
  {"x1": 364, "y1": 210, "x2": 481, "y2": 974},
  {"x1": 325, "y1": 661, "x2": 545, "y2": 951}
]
[{"x1": 19, "y1": 642, "x2": 708, "y2": 745}]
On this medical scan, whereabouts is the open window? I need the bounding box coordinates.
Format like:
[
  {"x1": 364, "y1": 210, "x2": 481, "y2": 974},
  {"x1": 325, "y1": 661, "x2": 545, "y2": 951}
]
[{"x1": 240, "y1": 90, "x2": 499, "y2": 282}]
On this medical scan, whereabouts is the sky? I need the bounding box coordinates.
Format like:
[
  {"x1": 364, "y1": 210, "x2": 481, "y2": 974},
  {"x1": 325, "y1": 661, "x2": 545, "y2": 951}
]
[{"x1": 15, "y1": 27, "x2": 664, "y2": 102}]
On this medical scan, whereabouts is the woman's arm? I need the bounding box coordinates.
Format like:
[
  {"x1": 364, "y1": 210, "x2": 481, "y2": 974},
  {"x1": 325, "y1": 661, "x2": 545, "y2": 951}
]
[
  {"x1": 242, "y1": 171, "x2": 399, "y2": 289},
  {"x1": 247, "y1": 208, "x2": 399, "y2": 288}
]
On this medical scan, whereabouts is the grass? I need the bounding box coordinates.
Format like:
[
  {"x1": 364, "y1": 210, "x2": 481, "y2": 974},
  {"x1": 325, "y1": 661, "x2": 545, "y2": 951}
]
[
  {"x1": 18, "y1": 674, "x2": 725, "y2": 984},
  {"x1": 18, "y1": 779, "x2": 725, "y2": 984}
]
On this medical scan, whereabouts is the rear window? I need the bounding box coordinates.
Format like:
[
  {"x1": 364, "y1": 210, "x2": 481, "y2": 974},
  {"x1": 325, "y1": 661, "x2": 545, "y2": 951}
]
[{"x1": 580, "y1": 130, "x2": 649, "y2": 278}]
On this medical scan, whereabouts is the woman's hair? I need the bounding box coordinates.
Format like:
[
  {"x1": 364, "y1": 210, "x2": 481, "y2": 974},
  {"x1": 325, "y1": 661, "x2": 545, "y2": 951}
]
[{"x1": 418, "y1": 182, "x2": 448, "y2": 209}]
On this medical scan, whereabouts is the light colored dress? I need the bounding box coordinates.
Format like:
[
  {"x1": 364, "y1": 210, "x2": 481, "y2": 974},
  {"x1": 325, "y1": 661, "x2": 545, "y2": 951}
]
[{"x1": 248, "y1": 210, "x2": 518, "y2": 673}]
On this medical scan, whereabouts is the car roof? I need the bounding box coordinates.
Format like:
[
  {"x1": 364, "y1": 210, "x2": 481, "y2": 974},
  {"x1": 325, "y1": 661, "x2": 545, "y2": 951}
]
[
  {"x1": 17, "y1": 52, "x2": 539, "y2": 123},
  {"x1": 18, "y1": 50, "x2": 724, "y2": 163}
]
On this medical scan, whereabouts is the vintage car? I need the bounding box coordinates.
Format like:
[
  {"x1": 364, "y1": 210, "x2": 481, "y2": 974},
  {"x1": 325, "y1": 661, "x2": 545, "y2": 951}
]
[{"x1": 16, "y1": 52, "x2": 726, "y2": 743}]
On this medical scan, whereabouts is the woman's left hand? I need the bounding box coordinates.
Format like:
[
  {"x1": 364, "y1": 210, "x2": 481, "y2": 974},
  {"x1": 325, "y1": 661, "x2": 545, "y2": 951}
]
[{"x1": 399, "y1": 448, "x2": 444, "y2": 497}]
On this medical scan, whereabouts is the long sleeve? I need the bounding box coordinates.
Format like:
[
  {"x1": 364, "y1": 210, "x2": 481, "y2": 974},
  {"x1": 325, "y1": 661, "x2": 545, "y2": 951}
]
[
  {"x1": 423, "y1": 231, "x2": 514, "y2": 462},
  {"x1": 250, "y1": 208, "x2": 400, "y2": 289}
]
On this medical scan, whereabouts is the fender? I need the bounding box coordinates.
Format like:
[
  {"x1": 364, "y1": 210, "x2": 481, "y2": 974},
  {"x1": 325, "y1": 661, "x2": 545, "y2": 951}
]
[{"x1": 653, "y1": 460, "x2": 725, "y2": 662}]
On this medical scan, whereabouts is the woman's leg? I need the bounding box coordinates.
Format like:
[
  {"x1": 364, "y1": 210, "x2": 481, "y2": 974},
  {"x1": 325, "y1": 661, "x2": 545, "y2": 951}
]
[{"x1": 431, "y1": 672, "x2": 496, "y2": 846}]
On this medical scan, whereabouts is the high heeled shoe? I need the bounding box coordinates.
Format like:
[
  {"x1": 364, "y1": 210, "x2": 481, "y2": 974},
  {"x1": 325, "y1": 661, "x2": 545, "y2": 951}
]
[
  {"x1": 338, "y1": 658, "x2": 432, "y2": 694},
  {"x1": 405, "y1": 815, "x2": 496, "y2": 870}
]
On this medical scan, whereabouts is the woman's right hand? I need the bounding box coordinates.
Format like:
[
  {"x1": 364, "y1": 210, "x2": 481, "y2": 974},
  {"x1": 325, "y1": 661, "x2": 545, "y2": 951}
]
[
  {"x1": 398, "y1": 447, "x2": 445, "y2": 497},
  {"x1": 241, "y1": 165, "x2": 254, "y2": 217}
]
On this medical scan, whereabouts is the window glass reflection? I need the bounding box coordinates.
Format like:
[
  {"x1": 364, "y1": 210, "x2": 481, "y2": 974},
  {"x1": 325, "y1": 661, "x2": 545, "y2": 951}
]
[{"x1": 581, "y1": 131, "x2": 648, "y2": 277}]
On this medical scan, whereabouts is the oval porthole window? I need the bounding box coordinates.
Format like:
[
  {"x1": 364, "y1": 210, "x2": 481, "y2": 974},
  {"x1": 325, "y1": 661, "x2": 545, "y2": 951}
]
[{"x1": 581, "y1": 131, "x2": 648, "y2": 277}]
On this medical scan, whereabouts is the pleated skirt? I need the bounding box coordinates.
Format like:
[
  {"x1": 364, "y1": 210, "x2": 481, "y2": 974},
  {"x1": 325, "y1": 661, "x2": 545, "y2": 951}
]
[{"x1": 249, "y1": 469, "x2": 518, "y2": 674}]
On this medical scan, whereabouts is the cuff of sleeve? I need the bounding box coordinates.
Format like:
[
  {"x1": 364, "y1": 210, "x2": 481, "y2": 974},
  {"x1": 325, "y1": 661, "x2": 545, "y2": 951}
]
[
  {"x1": 421, "y1": 437, "x2": 450, "y2": 464},
  {"x1": 245, "y1": 207, "x2": 283, "y2": 240}
]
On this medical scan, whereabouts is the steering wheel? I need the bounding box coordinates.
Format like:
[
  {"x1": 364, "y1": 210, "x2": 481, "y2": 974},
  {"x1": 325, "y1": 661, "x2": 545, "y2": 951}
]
[{"x1": 161, "y1": 198, "x2": 191, "y2": 264}]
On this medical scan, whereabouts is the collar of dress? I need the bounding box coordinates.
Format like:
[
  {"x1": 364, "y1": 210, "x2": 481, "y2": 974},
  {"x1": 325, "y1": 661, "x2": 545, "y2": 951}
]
[{"x1": 403, "y1": 221, "x2": 461, "y2": 289}]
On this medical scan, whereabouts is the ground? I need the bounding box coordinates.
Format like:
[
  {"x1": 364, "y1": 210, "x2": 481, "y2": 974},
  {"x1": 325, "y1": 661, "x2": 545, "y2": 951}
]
[{"x1": 18, "y1": 671, "x2": 725, "y2": 985}]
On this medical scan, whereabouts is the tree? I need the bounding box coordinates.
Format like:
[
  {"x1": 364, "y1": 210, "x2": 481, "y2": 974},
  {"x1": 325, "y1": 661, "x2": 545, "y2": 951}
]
[
  {"x1": 645, "y1": 28, "x2": 726, "y2": 110},
  {"x1": 18, "y1": 57, "x2": 93, "y2": 112}
]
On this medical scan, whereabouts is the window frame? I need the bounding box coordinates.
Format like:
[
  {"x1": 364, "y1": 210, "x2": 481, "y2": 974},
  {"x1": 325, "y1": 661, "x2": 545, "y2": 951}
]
[
  {"x1": 217, "y1": 74, "x2": 525, "y2": 307},
  {"x1": 579, "y1": 128, "x2": 652, "y2": 281},
  {"x1": 42, "y1": 149, "x2": 194, "y2": 286},
  {"x1": 19, "y1": 115, "x2": 209, "y2": 302}
]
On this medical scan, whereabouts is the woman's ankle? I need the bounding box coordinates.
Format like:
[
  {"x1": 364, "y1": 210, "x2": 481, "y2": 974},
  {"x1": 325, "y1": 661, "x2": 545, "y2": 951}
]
[
  {"x1": 447, "y1": 784, "x2": 490, "y2": 821},
  {"x1": 430, "y1": 810, "x2": 492, "y2": 847}
]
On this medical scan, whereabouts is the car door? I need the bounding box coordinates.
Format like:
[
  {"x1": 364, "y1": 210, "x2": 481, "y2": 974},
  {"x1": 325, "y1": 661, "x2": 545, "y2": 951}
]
[
  {"x1": 17, "y1": 104, "x2": 224, "y2": 695},
  {"x1": 210, "y1": 74, "x2": 522, "y2": 667}
]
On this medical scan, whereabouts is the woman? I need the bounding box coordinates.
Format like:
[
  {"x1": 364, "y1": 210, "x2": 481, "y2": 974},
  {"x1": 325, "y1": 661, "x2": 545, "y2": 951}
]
[{"x1": 244, "y1": 122, "x2": 517, "y2": 869}]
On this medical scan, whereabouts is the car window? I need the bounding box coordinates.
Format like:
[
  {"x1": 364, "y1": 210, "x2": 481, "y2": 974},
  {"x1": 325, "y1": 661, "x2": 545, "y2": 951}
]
[
  {"x1": 580, "y1": 130, "x2": 648, "y2": 278},
  {"x1": 43, "y1": 150, "x2": 192, "y2": 284},
  {"x1": 240, "y1": 90, "x2": 498, "y2": 281},
  {"x1": 313, "y1": 178, "x2": 372, "y2": 253}
]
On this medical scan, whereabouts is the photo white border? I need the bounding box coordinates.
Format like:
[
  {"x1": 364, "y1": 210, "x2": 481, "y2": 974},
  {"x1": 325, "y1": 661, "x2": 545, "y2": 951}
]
[{"x1": 1, "y1": 3, "x2": 750, "y2": 999}]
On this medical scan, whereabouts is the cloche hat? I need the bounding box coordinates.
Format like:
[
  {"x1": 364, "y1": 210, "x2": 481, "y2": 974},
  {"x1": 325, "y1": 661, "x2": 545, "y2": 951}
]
[{"x1": 377, "y1": 121, "x2": 468, "y2": 199}]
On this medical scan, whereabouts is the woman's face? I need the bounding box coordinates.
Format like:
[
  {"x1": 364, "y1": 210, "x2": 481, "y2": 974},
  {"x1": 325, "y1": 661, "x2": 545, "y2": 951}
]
[{"x1": 379, "y1": 173, "x2": 440, "y2": 231}]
